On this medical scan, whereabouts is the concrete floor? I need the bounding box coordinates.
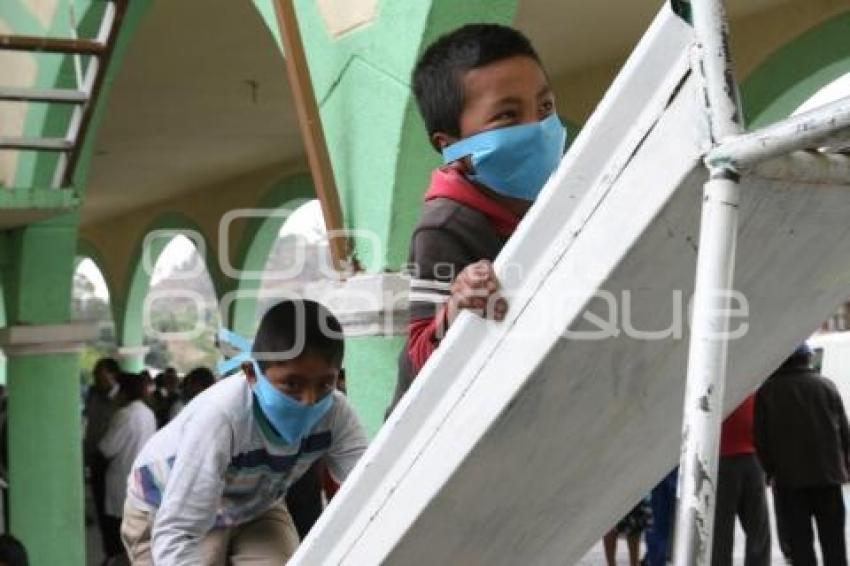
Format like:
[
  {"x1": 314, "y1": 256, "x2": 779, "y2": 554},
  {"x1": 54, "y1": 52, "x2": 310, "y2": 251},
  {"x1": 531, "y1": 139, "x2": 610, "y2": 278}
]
[{"x1": 575, "y1": 489, "x2": 850, "y2": 565}]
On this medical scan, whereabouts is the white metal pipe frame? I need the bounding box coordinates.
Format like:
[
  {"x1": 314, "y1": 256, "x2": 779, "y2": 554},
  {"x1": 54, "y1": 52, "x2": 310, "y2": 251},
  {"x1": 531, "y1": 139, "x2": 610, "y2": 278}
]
[
  {"x1": 675, "y1": 1, "x2": 849, "y2": 565},
  {"x1": 673, "y1": 0, "x2": 745, "y2": 561}
]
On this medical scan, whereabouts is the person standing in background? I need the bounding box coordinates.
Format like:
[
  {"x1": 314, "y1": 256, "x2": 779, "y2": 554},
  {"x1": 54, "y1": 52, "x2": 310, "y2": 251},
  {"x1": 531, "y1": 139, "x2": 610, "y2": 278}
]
[
  {"x1": 755, "y1": 345, "x2": 850, "y2": 566},
  {"x1": 98, "y1": 373, "x2": 157, "y2": 564},
  {"x1": 167, "y1": 366, "x2": 216, "y2": 421},
  {"x1": 712, "y1": 394, "x2": 771, "y2": 565},
  {"x1": 83, "y1": 358, "x2": 122, "y2": 555}
]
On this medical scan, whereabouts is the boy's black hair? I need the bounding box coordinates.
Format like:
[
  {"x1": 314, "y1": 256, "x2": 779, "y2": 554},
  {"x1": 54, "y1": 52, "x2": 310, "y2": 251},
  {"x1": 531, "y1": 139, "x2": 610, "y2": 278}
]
[
  {"x1": 252, "y1": 299, "x2": 344, "y2": 370},
  {"x1": 412, "y1": 24, "x2": 542, "y2": 148}
]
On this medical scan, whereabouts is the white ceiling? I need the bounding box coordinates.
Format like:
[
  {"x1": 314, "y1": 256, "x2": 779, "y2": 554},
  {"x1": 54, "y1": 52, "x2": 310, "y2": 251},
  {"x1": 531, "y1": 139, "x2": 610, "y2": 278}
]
[{"x1": 83, "y1": 0, "x2": 302, "y2": 223}]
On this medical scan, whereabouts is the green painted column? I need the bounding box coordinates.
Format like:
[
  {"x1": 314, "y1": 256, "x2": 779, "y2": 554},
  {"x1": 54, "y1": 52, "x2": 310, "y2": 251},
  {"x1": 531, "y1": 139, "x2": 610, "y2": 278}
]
[
  {"x1": 5, "y1": 352, "x2": 83, "y2": 563},
  {"x1": 1, "y1": 215, "x2": 84, "y2": 566},
  {"x1": 742, "y1": 13, "x2": 850, "y2": 127},
  {"x1": 345, "y1": 336, "x2": 404, "y2": 437}
]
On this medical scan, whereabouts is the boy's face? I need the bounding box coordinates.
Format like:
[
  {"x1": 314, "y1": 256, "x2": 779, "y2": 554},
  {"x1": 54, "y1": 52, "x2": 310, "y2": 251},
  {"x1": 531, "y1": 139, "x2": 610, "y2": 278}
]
[
  {"x1": 245, "y1": 352, "x2": 339, "y2": 405},
  {"x1": 433, "y1": 55, "x2": 556, "y2": 150}
]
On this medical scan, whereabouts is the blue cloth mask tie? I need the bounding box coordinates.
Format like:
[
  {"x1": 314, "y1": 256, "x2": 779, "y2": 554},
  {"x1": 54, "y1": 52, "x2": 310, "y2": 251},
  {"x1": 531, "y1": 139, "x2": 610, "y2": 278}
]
[
  {"x1": 441, "y1": 113, "x2": 567, "y2": 202},
  {"x1": 217, "y1": 329, "x2": 334, "y2": 445}
]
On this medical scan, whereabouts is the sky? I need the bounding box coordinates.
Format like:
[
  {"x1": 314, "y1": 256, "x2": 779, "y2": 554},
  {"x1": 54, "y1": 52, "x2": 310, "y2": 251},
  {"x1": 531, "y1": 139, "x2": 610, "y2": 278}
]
[{"x1": 77, "y1": 199, "x2": 325, "y2": 300}]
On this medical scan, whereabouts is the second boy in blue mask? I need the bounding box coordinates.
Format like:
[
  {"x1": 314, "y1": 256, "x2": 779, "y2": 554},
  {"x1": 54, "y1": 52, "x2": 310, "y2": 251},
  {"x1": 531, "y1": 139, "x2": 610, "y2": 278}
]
[
  {"x1": 389, "y1": 24, "x2": 565, "y2": 411},
  {"x1": 121, "y1": 300, "x2": 367, "y2": 565}
]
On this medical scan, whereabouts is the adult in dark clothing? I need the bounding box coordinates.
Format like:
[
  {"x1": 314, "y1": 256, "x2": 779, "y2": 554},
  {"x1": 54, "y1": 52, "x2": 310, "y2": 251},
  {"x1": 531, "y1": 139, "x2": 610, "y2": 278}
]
[
  {"x1": 755, "y1": 344, "x2": 850, "y2": 566},
  {"x1": 772, "y1": 486, "x2": 794, "y2": 563},
  {"x1": 712, "y1": 395, "x2": 771, "y2": 566},
  {"x1": 83, "y1": 357, "x2": 121, "y2": 546}
]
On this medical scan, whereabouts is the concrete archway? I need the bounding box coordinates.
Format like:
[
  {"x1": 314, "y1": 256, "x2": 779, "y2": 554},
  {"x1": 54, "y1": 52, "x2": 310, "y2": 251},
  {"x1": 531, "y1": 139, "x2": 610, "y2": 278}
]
[{"x1": 119, "y1": 213, "x2": 223, "y2": 364}]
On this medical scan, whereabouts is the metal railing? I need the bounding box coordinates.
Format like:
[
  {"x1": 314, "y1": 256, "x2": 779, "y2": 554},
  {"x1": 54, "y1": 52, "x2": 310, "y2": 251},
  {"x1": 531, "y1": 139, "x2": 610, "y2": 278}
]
[{"x1": 0, "y1": 0, "x2": 127, "y2": 189}]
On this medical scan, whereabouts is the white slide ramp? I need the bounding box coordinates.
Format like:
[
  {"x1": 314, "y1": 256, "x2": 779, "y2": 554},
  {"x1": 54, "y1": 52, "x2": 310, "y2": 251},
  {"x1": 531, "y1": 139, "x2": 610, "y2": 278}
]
[{"x1": 292, "y1": 5, "x2": 850, "y2": 565}]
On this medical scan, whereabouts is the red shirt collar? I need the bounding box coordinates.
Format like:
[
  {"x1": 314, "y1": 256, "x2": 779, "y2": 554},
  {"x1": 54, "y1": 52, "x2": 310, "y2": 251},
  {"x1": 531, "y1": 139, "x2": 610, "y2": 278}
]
[{"x1": 424, "y1": 168, "x2": 520, "y2": 237}]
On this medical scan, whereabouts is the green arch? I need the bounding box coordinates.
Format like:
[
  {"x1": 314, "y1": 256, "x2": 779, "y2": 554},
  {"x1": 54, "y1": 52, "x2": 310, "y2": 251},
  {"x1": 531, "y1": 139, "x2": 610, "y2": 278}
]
[
  {"x1": 119, "y1": 212, "x2": 224, "y2": 349},
  {"x1": 741, "y1": 12, "x2": 850, "y2": 128},
  {"x1": 228, "y1": 174, "x2": 315, "y2": 336}
]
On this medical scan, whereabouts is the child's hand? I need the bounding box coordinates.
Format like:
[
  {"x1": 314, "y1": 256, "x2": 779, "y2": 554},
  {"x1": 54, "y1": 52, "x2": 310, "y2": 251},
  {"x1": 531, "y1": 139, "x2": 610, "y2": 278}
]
[{"x1": 446, "y1": 260, "x2": 508, "y2": 327}]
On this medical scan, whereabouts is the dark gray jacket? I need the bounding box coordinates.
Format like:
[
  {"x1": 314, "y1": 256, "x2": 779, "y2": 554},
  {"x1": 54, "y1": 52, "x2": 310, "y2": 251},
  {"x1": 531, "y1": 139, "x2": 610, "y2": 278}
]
[
  {"x1": 388, "y1": 197, "x2": 508, "y2": 414},
  {"x1": 755, "y1": 366, "x2": 850, "y2": 487}
]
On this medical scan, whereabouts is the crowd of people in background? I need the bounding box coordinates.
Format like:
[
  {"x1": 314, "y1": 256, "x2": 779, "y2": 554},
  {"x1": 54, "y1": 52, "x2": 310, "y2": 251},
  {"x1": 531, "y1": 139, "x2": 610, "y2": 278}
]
[
  {"x1": 83, "y1": 360, "x2": 216, "y2": 565},
  {"x1": 604, "y1": 344, "x2": 850, "y2": 566}
]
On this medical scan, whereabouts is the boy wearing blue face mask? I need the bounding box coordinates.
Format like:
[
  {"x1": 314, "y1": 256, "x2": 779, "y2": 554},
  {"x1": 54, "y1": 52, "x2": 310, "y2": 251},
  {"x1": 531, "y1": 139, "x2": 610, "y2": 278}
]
[
  {"x1": 121, "y1": 300, "x2": 367, "y2": 565},
  {"x1": 389, "y1": 24, "x2": 566, "y2": 411}
]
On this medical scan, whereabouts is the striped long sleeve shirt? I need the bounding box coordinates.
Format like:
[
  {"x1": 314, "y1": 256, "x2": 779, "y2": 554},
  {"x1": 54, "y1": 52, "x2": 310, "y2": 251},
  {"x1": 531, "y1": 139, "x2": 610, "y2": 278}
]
[{"x1": 127, "y1": 374, "x2": 367, "y2": 564}]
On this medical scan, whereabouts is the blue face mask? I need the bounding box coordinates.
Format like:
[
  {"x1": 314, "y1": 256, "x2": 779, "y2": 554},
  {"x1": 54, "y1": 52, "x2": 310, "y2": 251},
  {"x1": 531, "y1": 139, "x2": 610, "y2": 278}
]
[
  {"x1": 249, "y1": 360, "x2": 334, "y2": 444},
  {"x1": 217, "y1": 330, "x2": 335, "y2": 445},
  {"x1": 441, "y1": 113, "x2": 567, "y2": 202}
]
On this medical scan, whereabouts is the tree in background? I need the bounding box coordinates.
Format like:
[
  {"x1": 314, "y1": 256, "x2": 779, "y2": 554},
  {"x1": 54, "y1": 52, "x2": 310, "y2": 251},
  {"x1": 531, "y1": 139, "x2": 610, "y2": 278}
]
[
  {"x1": 72, "y1": 270, "x2": 116, "y2": 386},
  {"x1": 144, "y1": 249, "x2": 220, "y2": 374}
]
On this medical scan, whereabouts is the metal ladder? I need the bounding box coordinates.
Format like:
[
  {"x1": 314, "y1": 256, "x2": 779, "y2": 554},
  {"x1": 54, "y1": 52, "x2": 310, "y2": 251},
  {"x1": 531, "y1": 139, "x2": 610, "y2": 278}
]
[{"x1": 0, "y1": 0, "x2": 126, "y2": 189}]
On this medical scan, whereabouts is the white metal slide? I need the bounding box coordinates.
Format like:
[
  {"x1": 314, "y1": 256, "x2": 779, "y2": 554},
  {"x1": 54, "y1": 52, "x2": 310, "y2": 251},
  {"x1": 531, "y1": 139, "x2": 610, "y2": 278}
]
[{"x1": 292, "y1": 5, "x2": 850, "y2": 565}]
